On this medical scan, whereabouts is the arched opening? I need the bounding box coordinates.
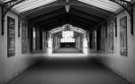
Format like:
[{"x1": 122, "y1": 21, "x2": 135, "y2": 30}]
[{"x1": 47, "y1": 24, "x2": 89, "y2": 57}]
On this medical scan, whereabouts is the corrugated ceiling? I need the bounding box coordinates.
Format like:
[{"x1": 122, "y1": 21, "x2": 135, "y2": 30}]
[
  {"x1": 0, "y1": 0, "x2": 132, "y2": 13},
  {"x1": 1, "y1": 0, "x2": 57, "y2": 13},
  {"x1": 13, "y1": 0, "x2": 57, "y2": 13},
  {"x1": 78, "y1": 0, "x2": 122, "y2": 13}
]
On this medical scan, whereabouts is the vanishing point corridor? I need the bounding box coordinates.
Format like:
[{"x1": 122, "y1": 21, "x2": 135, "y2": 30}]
[
  {"x1": 7, "y1": 58, "x2": 130, "y2": 84},
  {"x1": 0, "y1": 0, "x2": 135, "y2": 84}
]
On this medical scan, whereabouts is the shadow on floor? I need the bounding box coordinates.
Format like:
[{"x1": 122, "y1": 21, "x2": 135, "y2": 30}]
[
  {"x1": 33, "y1": 57, "x2": 104, "y2": 69},
  {"x1": 7, "y1": 57, "x2": 131, "y2": 84}
]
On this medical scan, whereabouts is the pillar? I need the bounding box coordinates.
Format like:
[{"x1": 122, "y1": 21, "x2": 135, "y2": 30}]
[
  {"x1": 28, "y1": 24, "x2": 33, "y2": 52},
  {"x1": 39, "y1": 30, "x2": 43, "y2": 50},
  {"x1": 96, "y1": 28, "x2": 101, "y2": 51}
]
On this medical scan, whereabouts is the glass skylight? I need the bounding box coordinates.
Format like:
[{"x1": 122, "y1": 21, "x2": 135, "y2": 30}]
[
  {"x1": 78, "y1": 0, "x2": 122, "y2": 12},
  {"x1": 12, "y1": 0, "x2": 57, "y2": 13}
]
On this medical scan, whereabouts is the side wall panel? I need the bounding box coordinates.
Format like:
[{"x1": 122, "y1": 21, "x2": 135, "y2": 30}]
[
  {"x1": 101, "y1": 10, "x2": 135, "y2": 84},
  {"x1": 0, "y1": 10, "x2": 34, "y2": 84}
]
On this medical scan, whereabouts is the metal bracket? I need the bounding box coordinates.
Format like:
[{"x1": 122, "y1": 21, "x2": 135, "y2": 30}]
[
  {"x1": 1, "y1": 0, "x2": 26, "y2": 35},
  {"x1": 110, "y1": 0, "x2": 134, "y2": 35}
]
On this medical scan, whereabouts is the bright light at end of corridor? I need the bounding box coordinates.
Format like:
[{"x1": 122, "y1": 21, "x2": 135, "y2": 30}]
[{"x1": 48, "y1": 53, "x2": 88, "y2": 58}]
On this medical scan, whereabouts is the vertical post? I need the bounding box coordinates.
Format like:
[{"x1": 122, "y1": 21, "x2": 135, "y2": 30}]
[
  {"x1": 115, "y1": 17, "x2": 117, "y2": 37},
  {"x1": 130, "y1": 6, "x2": 134, "y2": 35},
  {"x1": 83, "y1": 33, "x2": 88, "y2": 55},
  {"x1": 1, "y1": 6, "x2": 5, "y2": 35},
  {"x1": 89, "y1": 32, "x2": 92, "y2": 49},
  {"x1": 48, "y1": 32, "x2": 53, "y2": 55},
  {"x1": 40, "y1": 30, "x2": 43, "y2": 50},
  {"x1": 96, "y1": 28, "x2": 101, "y2": 51},
  {"x1": 18, "y1": 16, "x2": 21, "y2": 37},
  {"x1": 28, "y1": 25, "x2": 33, "y2": 52}
]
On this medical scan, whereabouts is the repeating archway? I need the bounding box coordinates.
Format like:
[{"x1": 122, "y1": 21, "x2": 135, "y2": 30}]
[{"x1": 47, "y1": 24, "x2": 89, "y2": 57}]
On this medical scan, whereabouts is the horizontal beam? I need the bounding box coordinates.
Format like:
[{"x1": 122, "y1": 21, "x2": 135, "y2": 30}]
[
  {"x1": 29, "y1": 8, "x2": 65, "y2": 23},
  {"x1": 70, "y1": 14, "x2": 97, "y2": 26},
  {"x1": 71, "y1": 0, "x2": 114, "y2": 17},
  {"x1": 70, "y1": 8, "x2": 104, "y2": 23},
  {"x1": 21, "y1": 1, "x2": 63, "y2": 17}
]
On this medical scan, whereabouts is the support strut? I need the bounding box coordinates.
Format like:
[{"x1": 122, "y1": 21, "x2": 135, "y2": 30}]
[
  {"x1": 110, "y1": 0, "x2": 134, "y2": 35},
  {"x1": 1, "y1": 0, "x2": 26, "y2": 35}
]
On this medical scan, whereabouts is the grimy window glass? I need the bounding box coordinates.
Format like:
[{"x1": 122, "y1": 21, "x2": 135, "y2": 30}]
[
  {"x1": 7, "y1": 16, "x2": 15, "y2": 57},
  {"x1": 120, "y1": 16, "x2": 128, "y2": 56},
  {"x1": 21, "y1": 21, "x2": 29, "y2": 53},
  {"x1": 108, "y1": 20, "x2": 114, "y2": 52}
]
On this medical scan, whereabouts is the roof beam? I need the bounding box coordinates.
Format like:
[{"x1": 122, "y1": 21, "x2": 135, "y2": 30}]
[
  {"x1": 39, "y1": 20, "x2": 66, "y2": 31},
  {"x1": 29, "y1": 8, "x2": 65, "y2": 23},
  {"x1": 30, "y1": 12, "x2": 65, "y2": 24},
  {"x1": 21, "y1": 1, "x2": 63, "y2": 17},
  {"x1": 70, "y1": 8, "x2": 105, "y2": 23},
  {"x1": 36, "y1": 14, "x2": 66, "y2": 26},
  {"x1": 69, "y1": 21, "x2": 93, "y2": 31},
  {"x1": 36, "y1": 13, "x2": 96, "y2": 29},
  {"x1": 72, "y1": 0, "x2": 114, "y2": 15},
  {"x1": 70, "y1": 14, "x2": 98, "y2": 26}
]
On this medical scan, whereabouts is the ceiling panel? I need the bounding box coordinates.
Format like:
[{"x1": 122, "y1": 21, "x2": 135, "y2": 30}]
[
  {"x1": 71, "y1": 1, "x2": 113, "y2": 19},
  {"x1": 36, "y1": 12, "x2": 96, "y2": 31},
  {"x1": 77, "y1": 0, "x2": 122, "y2": 13},
  {"x1": 1, "y1": 0, "x2": 132, "y2": 14},
  {"x1": 1, "y1": 0, "x2": 131, "y2": 31},
  {"x1": 12, "y1": 0, "x2": 57, "y2": 13},
  {"x1": 70, "y1": 7, "x2": 105, "y2": 23},
  {"x1": 29, "y1": 7, "x2": 65, "y2": 23},
  {"x1": 21, "y1": 2, "x2": 62, "y2": 17}
]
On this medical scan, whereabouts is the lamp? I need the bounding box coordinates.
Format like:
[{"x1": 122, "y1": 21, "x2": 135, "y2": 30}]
[{"x1": 65, "y1": 0, "x2": 70, "y2": 13}]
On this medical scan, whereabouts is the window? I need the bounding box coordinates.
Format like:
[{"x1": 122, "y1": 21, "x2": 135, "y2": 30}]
[
  {"x1": 120, "y1": 16, "x2": 128, "y2": 56},
  {"x1": 60, "y1": 31, "x2": 75, "y2": 43},
  {"x1": 21, "y1": 21, "x2": 29, "y2": 53},
  {"x1": 7, "y1": 16, "x2": 15, "y2": 57}
]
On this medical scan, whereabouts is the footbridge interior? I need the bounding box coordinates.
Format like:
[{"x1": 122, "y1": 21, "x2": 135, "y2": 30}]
[{"x1": 0, "y1": 0, "x2": 135, "y2": 84}]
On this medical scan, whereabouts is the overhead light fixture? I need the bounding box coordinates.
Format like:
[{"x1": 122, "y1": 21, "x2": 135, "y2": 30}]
[
  {"x1": 65, "y1": 4, "x2": 70, "y2": 13},
  {"x1": 65, "y1": 0, "x2": 70, "y2": 13}
]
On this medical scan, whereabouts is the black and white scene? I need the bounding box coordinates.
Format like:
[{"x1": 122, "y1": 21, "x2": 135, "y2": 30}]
[{"x1": 0, "y1": 0, "x2": 134, "y2": 84}]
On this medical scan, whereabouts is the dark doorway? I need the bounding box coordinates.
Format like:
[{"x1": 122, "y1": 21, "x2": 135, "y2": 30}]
[{"x1": 60, "y1": 42, "x2": 75, "y2": 48}]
